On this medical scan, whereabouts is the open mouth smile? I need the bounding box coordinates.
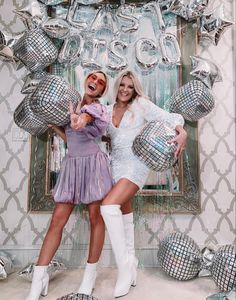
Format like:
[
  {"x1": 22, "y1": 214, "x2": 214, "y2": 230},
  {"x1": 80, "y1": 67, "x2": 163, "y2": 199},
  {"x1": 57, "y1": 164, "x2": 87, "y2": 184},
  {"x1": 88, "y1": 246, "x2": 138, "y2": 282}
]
[{"x1": 88, "y1": 82, "x2": 97, "y2": 92}]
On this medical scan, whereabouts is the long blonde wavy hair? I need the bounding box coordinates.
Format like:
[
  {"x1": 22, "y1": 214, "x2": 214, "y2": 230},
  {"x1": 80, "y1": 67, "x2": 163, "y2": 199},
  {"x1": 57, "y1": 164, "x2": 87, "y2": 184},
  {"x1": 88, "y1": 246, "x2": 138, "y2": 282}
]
[{"x1": 113, "y1": 70, "x2": 147, "y2": 103}]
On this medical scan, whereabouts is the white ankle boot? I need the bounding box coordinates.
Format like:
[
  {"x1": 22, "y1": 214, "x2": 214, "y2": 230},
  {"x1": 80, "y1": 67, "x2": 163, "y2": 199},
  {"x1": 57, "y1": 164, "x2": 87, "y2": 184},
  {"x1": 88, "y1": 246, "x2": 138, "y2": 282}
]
[
  {"x1": 78, "y1": 262, "x2": 97, "y2": 295},
  {"x1": 101, "y1": 205, "x2": 136, "y2": 298},
  {"x1": 123, "y1": 212, "x2": 138, "y2": 286},
  {"x1": 25, "y1": 265, "x2": 49, "y2": 300}
]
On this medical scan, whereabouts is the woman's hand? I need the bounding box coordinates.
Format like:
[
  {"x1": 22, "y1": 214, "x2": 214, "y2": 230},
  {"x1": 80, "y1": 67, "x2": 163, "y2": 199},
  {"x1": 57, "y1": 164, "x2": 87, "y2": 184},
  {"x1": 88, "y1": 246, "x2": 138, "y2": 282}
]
[
  {"x1": 69, "y1": 101, "x2": 93, "y2": 130},
  {"x1": 48, "y1": 124, "x2": 66, "y2": 142},
  {"x1": 168, "y1": 125, "x2": 187, "y2": 158},
  {"x1": 48, "y1": 124, "x2": 55, "y2": 129},
  {"x1": 69, "y1": 101, "x2": 82, "y2": 130}
]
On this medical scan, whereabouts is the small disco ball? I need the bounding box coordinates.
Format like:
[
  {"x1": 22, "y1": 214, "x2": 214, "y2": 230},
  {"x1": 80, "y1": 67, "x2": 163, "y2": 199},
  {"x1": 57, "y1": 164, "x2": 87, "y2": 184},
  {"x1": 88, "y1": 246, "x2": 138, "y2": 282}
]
[
  {"x1": 211, "y1": 245, "x2": 236, "y2": 292},
  {"x1": 169, "y1": 80, "x2": 214, "y2": 122},
  {"x1": 132, "y1": 120, "x2": 177, "y2": 172},
  {"x1": 13, "y1": 29, "x2": 58, "y2": 72},
  {"x1": 157, "y1": 232, "x2": 202, "y2": 280},
  {"x1": 14, "y1": 95, "x2": 48, "y2": 136},
  {"x1": 57, "y1": 292, "x2": 98, "y2": 300},
  {"x1": 29, "y1": 75, "x2": 81, "y2": 126}
]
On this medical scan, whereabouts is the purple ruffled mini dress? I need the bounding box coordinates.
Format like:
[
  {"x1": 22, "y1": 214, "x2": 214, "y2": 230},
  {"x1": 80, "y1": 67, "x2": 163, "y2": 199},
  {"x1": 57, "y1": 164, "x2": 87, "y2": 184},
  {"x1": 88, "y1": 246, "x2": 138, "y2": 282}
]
[{"x1": 53, "y1": 103, "x2": 113, "y2": 204}]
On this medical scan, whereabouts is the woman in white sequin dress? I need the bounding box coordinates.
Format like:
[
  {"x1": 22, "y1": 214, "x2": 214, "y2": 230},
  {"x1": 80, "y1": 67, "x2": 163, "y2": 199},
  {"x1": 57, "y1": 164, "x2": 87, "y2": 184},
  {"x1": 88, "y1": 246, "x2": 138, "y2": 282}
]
[
  {"x1": 100, "y1": 71, "x2": 187, "y2": 298},
  {"x1": 77, "y1": 71, "x2": 187, "y2": 298}
]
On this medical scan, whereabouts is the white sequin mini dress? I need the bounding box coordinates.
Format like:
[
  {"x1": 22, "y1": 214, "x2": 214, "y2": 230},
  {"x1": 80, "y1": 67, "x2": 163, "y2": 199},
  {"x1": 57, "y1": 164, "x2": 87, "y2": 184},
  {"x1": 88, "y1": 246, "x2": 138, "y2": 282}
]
[{"x1": 107, "y1": 97, "x2": 184, "y2": 189}]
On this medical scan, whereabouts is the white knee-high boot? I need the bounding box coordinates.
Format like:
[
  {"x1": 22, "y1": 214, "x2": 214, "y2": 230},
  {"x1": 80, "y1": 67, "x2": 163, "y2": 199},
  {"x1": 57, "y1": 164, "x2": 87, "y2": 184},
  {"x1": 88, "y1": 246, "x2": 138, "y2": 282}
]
[
  {"x1": 25, "y1": 265, "x2": 49, "y2": 300},
  {"x1": 122, "y1": 213, "x2": 135, "y2": 257},
  {"x1": 101, "y1": 205, "x2": 136, "y2": 298},
  {"x1": 78, "y1": 262, "x2": 97, "y2": 295},
  {"x1": 123, "y1": 212, "x2": 138, "y2": 286}
]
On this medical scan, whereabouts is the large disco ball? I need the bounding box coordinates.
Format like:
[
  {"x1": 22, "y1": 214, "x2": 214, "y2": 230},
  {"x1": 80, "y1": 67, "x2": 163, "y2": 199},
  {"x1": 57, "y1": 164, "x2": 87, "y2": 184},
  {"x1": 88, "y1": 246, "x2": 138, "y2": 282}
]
[
  {"x1": 211, "y1": 245, "x2": 236, "y2": 292},
  {"x1": 29, "y1": 75, "x2": 81, "y2": 126},
  {"x1": 13, "y1": 29, "x2": 58, "y2": 72},
  {"x1": 132, "y1": 120, "x2": 177, "y2": 172},
  {"x1": 169, "y1": 80, "x2": 214, "y2": 122},
  {"x1": 157, "y1": 232, "x2": 202, "y2": 280},
  {"x1": 14, "y1": 95, "x2": 48, "y2": 136}
]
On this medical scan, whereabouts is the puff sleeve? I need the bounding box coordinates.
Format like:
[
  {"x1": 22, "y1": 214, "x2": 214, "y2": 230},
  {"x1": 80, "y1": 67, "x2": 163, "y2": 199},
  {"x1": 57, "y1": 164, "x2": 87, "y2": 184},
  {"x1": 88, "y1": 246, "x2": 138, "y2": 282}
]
[{"x1": 80, "y1": 103, "x2": 109, "y2": 138}]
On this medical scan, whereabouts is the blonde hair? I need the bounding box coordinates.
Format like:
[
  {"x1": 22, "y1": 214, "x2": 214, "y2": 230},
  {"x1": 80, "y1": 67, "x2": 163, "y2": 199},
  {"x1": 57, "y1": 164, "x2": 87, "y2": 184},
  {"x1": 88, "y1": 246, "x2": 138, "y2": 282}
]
[
  {"x1": 84, "y1": 71, "x2": 109, "y2": 98},
  {"x1": 113, "y1": 70, "x2": 146, "y2": 103}
]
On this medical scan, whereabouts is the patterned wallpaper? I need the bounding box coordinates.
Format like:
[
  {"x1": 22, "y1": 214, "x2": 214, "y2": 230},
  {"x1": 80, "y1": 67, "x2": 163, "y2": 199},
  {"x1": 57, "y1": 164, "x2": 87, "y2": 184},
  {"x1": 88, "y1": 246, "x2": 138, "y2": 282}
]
[{"x1": 0, "y1": 0, "x2": 235, "y2": 267}]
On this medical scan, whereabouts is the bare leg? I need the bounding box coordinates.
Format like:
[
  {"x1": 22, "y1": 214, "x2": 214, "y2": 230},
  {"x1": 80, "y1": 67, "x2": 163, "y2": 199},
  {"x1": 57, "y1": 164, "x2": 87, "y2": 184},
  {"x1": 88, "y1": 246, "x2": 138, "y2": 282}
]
[
  {"x1": 121, "y1": 200, "x2": 133, "y2": 215},
  {"x1": 78, "y1": 201, "x2": 104, "y2": 295},
  {"x1": 103, "y1": 178, "x2": 139, "y2": 206},
  {"x1": 87, "y1": 201, "x2": 105, "y2": 263},
  {"x1": 37, "y1": 203, "x2": 75, "y2": 265}
]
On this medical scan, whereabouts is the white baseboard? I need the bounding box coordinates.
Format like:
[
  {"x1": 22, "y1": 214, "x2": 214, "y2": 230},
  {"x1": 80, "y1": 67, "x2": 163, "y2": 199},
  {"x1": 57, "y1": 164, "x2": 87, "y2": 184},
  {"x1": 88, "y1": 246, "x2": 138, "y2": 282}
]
[{"x1": 1, "y1": 246, "x2": 161, "y2": 268}]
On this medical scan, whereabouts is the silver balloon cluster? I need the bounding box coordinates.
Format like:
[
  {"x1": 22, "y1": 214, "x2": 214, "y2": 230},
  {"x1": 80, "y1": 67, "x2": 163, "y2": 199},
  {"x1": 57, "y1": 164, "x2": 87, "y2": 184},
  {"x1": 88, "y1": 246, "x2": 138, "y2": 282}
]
[
  {"x1": 159, "y1": 1, "x2": 233, "y2": 46},
  {"x1": 0, "y1": 0, "x2": 233, "y2": 74},
  {"x1": 132, "y1": 120, "x2": 177, "y2": 172},
  {"x1": 57, "y1": 293, "x2": 98, "y2": 300},
  {"x1": 0, "y1": 0, "x2": 231, "y2": 137},
  {"x1": 0, "y1": 251, "x2": 14, "y2": 280},
  {"x1": 17, "y1": 258, "x2": 67, "y2": 281},
  {"x1": 158, "y1": 233, "x2": 236, "y2": 293},
  {"x1": 169, "y1": 80, "x2": 215, "y2": 122},
  {"x1": 157, "y1": 232, "x2": 202, "y2": 280}
]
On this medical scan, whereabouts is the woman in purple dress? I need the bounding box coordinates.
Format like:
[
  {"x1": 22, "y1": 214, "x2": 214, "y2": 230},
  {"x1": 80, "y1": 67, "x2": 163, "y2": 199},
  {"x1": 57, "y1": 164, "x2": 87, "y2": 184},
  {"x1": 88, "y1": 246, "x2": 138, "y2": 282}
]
[{"x1": 25, "y1": 71, "x2": 113, "y2": 300}]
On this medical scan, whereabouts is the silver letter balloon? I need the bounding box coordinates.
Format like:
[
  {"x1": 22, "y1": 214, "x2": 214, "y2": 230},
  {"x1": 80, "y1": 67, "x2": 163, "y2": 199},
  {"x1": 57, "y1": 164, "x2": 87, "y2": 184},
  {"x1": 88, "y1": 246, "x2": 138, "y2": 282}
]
[
  {"x1": 132, "y1": 120, "x2": 177, "y2": 172},
  {"x1": 157, "y1": 232, "x2": 202, "y2": 280},
  {"x1": 169, "y1": 80, "x2": 215, "y2": 122},
  {"x1": 29, "y1": 75, "x2": 81, "y2": 126}
]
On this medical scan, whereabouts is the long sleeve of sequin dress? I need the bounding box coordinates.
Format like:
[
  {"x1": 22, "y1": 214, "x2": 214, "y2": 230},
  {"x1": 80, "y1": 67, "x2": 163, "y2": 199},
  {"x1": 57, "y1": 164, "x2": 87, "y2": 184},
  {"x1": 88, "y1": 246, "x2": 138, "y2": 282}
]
[{"x1": 107, "y1": 97, "x2": 184, "y2": 189}]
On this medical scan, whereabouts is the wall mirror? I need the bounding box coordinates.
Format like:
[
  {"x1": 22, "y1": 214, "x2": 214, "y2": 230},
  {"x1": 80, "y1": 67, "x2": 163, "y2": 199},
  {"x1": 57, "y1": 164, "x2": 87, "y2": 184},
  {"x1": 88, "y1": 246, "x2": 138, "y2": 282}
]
[{"x1": 28, "y1": 1, "x2": 200, "y2": 214}]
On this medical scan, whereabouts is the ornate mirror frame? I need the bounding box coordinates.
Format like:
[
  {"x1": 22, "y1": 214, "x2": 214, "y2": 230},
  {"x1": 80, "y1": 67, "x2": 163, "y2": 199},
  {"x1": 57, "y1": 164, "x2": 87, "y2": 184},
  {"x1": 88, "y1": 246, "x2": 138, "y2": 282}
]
[{"x1": 28, "y1": 8, "x2": 199, "y2": 214}]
